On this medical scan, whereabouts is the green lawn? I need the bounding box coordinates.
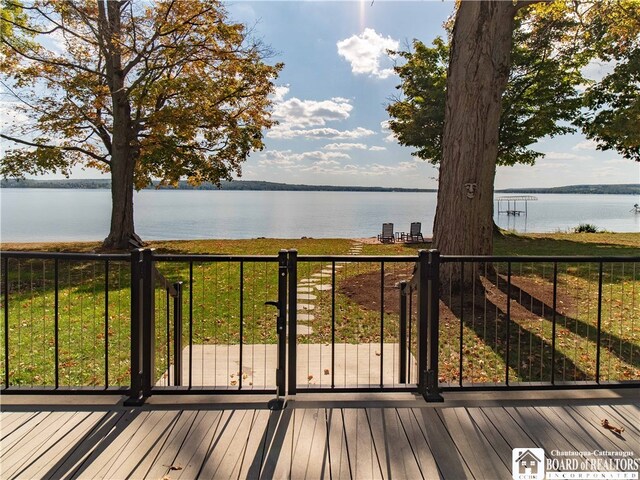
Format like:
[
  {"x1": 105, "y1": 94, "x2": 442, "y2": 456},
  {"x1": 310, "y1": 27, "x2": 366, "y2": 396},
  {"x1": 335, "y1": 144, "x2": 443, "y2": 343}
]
[{"x1": 1, "y1": 232, "x2": 638, "y2": 387}]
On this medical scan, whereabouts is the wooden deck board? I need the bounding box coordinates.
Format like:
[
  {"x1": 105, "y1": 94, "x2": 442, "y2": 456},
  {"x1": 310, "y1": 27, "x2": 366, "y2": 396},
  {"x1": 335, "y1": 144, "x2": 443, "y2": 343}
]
[
  {"x1": 505, "y1": 406, "x2": 578, "y2": 453},
  {"x1": 44, "y1": 411, "x2": 125, "y2": 480},
  {"x1": 0, "y1": 412, "x2": 39, "y2": 438},
  {"x1": 289, "y1": 408, "x2": 330, "y2": 479},
  {"x1": 343, "y1": 408, "x2": 383, "y2": 479},
  {"x1": 189, "y1": 409, "x2": 253, "y2": 479},
  {"x1": 396, "y1": 408, "x2": 441, "y2": 480},
  {"x1": 588, "y1": 405, "x2": 640, "y2": 453},
  {"x1": 438, "y1": 407, "x2": 510, "y2": 480},
  {"x1": 368, "y1": 407, "x2": 423, "y2": 480},
  {"x1": 112, "y1": 411, "x2": 183, "y2": 480},
  {"x1": 168, "y1": 410, "x2": 224, "y2": 480},
  {"x1": 0, "y1": 390, "x2": 638, "y2": 480},
  {"x1": 413, "y1": 408, "x2": 474, "y2": 480},
  {"x1": 465, "y1": 407, "x2": 514, "y2": 471},
  {"x1": 5, "y1": 412, "x2": 105, "y2": 480},
  {"x1": 479, "y1": 406, "x2": 538, "y2": 449},
  {"x1": 143, "y1": 410, "x2": 199, "y2": 480},
  {"x1": 3, "y1": 412, "x2": 83, "y2": 478},
  {"x1": 326, "y1": 408, "x2": 351, "y2": 480}
]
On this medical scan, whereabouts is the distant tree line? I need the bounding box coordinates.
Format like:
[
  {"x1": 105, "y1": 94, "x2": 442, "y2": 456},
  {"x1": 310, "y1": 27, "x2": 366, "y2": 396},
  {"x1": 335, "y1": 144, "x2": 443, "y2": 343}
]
[
  {"x1": 0, "y1": 178, "x2": 435, "y2": 192},
  {"x1": 1, "y1": 178, "x2": 638, "y2": 194}
]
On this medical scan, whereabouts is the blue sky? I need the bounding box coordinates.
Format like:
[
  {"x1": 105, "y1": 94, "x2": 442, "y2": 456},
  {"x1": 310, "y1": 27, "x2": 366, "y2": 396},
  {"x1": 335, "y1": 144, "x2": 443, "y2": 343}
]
[
  {"x1": 5, "y1": 1, "x2": 639, "y2": 189},
  {"x1": 225, "y1": 1, "x2": 640, "y2": 189}
]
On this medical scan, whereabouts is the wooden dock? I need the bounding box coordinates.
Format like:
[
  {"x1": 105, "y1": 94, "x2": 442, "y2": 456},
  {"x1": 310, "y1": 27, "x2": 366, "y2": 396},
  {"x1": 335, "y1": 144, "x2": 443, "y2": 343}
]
[{"x1": 1, "y1": 389, "x2": 638, "y2": 479}]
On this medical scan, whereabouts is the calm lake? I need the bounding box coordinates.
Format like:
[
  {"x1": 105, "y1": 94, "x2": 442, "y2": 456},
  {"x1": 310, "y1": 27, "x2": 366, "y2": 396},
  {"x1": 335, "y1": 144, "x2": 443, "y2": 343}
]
[{"x1": 0, "y1": 189, "x2": 638, "y2": 242}]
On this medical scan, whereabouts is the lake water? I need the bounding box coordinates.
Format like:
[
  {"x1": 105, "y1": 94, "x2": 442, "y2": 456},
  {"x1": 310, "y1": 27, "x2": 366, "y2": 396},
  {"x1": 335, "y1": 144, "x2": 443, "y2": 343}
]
[{"x1": 0, "y1": 189, "x2": 638, "y2": 242}]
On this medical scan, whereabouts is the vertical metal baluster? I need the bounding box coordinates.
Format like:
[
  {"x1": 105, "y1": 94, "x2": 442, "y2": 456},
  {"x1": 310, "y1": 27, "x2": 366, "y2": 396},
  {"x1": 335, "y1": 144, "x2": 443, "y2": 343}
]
[
  {"x1": 399, "y1": 281, "x2": 407, "y2": 385},
  {"x1": 104, "y1": 260, "x2": 109, "y2": 388},
  {"x1": 380, "y1": 261, "x2": 384, "y2": 388},
  {"x1": 459, "y1": 261, "x2": 464, "y2": 387},
  {"x1": 4, "y1": 256, "x2": 10, "y2": 388},
  {"x1": 54, "y1": 259, "x2": 59, "y2": 388},
  {"x1": 189, "y1": 261, "x2": 193, "y2": 389},
  {"x1": 596, "y1": 262, "x2": 603, "y2": 384},
  {"x1": 166, "y1": 287, "x2": 170, "y2": 386},
  {"x1": 506, "y1": 262, "x2": 511, "y2": 386},
  {"x1": 239, "y1": 261, "x2": 244, "y2": 390},
  {"x1": 551, "y1": 262, "x2": 558, "y2": 385},
  {"x1": 331, "y1": 260, "x2": 336, "y2": 389}
]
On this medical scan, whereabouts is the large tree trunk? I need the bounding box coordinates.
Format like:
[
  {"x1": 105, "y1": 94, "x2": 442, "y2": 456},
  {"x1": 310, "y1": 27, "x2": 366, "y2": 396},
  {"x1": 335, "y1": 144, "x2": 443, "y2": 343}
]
[
  {"x1": 104, "y1": 151, "x2": 136, "y2": 250},
  {"x1": 433, "y1": 1, "x2": 518, "y2": 285},
  {"x1": 99, "y1": 0, "x2": 139, "y2": 250}
]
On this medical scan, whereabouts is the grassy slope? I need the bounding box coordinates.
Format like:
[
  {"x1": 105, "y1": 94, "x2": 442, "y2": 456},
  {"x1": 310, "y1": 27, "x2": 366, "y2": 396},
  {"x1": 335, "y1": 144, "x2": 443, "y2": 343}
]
[{"x1": 2, "y1": 231, "x2": 639, "y2": 255}]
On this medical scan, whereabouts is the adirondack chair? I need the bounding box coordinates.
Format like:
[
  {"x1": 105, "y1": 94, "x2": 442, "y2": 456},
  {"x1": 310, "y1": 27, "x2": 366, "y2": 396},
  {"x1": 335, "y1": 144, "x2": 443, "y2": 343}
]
[
  {"x1": 377, "y1": 223, "x2": 395, "y2": 243},
  {"x1": 402, "y1": 222, "x2": 424, "y2": 243}
]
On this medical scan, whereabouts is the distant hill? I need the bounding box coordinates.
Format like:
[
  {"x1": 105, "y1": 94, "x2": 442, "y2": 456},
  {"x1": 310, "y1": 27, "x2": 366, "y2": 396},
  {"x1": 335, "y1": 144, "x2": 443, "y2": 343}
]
[
  {"x1": 0, "y1": 178, "x2": 435, "y2": 192},
  {"x1": 1, "y1": 179, "x2": 638, "y2": 194},
  {"x1": 496, "y1": 184, "x2": 639, "y2": 195}
]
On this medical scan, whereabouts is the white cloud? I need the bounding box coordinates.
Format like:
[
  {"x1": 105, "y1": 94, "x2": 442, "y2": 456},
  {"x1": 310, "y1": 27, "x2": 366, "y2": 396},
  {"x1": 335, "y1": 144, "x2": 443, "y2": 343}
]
[
  {"x1": 336, "y1": 28, "x2": 399, "y2": 79},
  {"x1": 572, "y1": 139, "x2": 599, "y2": 151},
  {"x1": 273, "y1": 96, "x2": 353, "y2": 128},
  {"x1": 267, "y1": 126, "x2": 376, "y2": 140},
  {"x1": 323, "y1": 142, "x2": 368, "y2": 151},
  {"x1": 0, "y1": 101, "x2": 30, "y2": 135},
  {"x1": 380, "y1": 120, "x2": 398, "y2": 143},
  {"x1": 369, "y1": 146, "x2": 387, "y2": 151},
  {"x1": 541, "y1": 152, "x2": 592, "y2": 161},
  {"x1": 258, "y1": 149, "x2": 350, "y2": 167},
  {"x1": 271, "y1": 85, "x2": 290, "y2": 103}
]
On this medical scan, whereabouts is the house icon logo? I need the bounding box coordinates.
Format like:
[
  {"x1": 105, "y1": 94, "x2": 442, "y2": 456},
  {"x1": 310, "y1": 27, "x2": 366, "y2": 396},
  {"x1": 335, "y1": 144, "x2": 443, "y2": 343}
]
[{"x1": 512, "y1": 448, "x2": 545, "y2": 480}]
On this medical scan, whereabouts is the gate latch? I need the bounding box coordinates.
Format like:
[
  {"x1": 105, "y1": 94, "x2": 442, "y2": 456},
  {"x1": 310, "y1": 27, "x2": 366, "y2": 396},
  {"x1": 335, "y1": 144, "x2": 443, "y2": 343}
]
[{"x1": 264, "y1": 301, "x2": 285, "y2": 333}]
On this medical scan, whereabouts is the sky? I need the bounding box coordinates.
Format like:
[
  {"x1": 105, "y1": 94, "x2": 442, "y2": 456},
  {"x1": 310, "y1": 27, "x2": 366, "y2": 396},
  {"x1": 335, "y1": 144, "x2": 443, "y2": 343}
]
[{"x1": 4, "y1": 0, "x2": 640, "y2": 189}]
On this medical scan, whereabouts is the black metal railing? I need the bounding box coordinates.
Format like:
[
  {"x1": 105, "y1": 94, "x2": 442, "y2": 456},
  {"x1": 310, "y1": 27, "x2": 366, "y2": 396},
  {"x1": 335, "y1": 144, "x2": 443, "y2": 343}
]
[
  {"x1": 434, "y1": 255, "x2": 640, "y2": 390},
  {"x1": 2, "y1": 248, "x2": 638, "y2": 404},
  {"x1": 1, "y1": 251, "x2": 131, "y2": 393},
  {"x1": 291, "y1": 252, "x2": 418, "y2": 393}
]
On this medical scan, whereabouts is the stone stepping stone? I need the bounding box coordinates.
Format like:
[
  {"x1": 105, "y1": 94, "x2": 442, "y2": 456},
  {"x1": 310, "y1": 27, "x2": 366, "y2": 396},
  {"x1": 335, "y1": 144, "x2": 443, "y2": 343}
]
[
  {"x1": 321, "y1": 269, "x2": 334, "y2": 274},
  {"x1": 297, "y1": 303, "x2": 315, "y2": 311},
  {"x1": 297, "y1": 286, "x2": 315, "y2": 293},
  {"x1": 312, "y1": 272, "x2": 331, "y2": 278},
  {"x1": 299, "y1": 278, "x2": 319, "y2": 283},
  {"x1": 324, "y1": 265, "x2": 343, "y2": 269},
  {"x1": 297, "y1": 294, "x2": 317, "y2": 301},
  {"x1": 315, "y1": 284, "x2": 332, "y2": 291},
  {"x1": 297, "y1": 313, "x2": 315, "y2": 321},
  {"x1": 296, "y1": 325, "x2": 313, "y2": 335}
]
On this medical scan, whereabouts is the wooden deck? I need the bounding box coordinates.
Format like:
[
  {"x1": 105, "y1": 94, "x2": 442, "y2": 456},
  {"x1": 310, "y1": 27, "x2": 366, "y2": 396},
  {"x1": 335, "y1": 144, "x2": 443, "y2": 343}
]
[{"x1": 1, "y1": 389, "x2": 638, "y2": 479}]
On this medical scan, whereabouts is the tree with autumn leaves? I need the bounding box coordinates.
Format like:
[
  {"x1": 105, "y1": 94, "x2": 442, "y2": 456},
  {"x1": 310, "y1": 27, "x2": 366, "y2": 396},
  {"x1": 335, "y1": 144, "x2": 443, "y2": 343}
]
[
  {"x1": 388, "y1": 0, "x2": 639, "y2": 264},
  {"x1": 1, "y1": 0, "x2": 281, "y2": 249}
]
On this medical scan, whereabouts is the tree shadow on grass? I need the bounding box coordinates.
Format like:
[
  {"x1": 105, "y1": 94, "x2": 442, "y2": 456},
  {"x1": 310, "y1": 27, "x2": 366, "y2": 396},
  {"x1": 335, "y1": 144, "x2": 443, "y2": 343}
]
[{"x1": 491, "y1": 273, "x2": 640, "y2": 374}]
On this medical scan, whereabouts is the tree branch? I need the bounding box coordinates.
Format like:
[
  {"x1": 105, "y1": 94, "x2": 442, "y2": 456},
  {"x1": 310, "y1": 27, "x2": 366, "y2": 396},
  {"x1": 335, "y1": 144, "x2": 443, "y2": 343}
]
[{"x1": 0, "y1": 134, "x2": 110, "y2": 165}]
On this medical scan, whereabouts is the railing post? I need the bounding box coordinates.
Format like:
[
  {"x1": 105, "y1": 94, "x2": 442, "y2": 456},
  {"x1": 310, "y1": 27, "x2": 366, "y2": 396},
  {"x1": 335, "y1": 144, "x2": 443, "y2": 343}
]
[
  {"x1": 287, "y1": 249, "x2": 298, "y2": 396},
  {"x1": 417, "y1": 250, "x2": 429, "y2": 395},
  {"x1": 399, "y1": 281, "x2": 408, "y2": 384},
  {"x1": 125, "y1": 249, "x2": 144, "y2": 406},
  {"x1": 141, "y1": 249, "x2": 155, "y2": 398},
  {"x1": 426, "y1": 250, "x2": 443, "y2": 402},
  {"x1": 268, "y1": 250, "x2": 288, "y2": 410},
  {"x1": 173, "y1": 281, "x2": 183, "y2": 387}
]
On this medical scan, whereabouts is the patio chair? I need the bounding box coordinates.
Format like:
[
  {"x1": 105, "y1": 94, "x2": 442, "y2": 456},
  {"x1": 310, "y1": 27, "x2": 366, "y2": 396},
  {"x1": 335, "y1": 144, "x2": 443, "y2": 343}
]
[
  {"x1": 403, "y1": 222, "x2": 424, "y2": 243},
  {"x1": 377, "y1": 223, "x2": 395, "y2": 243}
]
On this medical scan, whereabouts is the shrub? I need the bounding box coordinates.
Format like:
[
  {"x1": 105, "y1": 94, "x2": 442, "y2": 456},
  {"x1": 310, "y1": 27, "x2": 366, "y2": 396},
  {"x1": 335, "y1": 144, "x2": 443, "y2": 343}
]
[{"x1": 574, "y1": 223, "x2": 599, "y2": 233}]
